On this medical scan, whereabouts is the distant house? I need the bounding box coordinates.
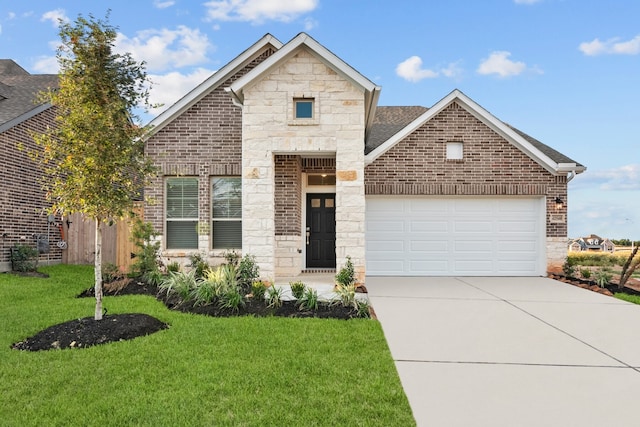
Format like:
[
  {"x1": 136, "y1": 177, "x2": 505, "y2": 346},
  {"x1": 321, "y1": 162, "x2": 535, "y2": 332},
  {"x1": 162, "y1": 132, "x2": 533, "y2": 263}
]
[
  {"x1": 0, "y1": 60, "x2": 61, "y2": 272},
  {"x1": 568, "y1": 234, "x2": 615, "y2": 253}
]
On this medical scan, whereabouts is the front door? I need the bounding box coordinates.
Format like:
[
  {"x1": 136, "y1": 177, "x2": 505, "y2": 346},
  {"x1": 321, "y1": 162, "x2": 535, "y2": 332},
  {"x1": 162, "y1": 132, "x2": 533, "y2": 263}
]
[{"x1": 306, "y1": 193, "x2": 336, "y2": 268}]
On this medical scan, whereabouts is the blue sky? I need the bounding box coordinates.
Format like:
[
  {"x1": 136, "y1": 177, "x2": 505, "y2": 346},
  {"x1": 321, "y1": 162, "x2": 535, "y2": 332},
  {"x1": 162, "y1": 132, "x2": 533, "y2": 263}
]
[{"x1": 1, "y1": 0, "x2": 639, "y2": 240}]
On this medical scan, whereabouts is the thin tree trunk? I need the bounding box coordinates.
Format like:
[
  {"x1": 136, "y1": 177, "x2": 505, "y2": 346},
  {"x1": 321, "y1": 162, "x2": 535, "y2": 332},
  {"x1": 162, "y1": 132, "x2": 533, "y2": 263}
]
[
  {"x1": 619, "y1": 246, "x2": 639, "y2": 290},
  {"x1": 94, "y1": 220, "x2": 103, "y2": 320}
]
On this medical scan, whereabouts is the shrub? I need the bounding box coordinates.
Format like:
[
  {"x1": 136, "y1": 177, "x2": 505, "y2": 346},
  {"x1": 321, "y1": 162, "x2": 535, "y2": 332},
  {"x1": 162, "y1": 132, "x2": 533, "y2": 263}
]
[
  {"x1": 142, "y1": 269, "x2": 164, "y2": 287},
  {"x1": 580, "y1": 268, "x2": 592, "y2": 279},
  {"x1": 192, "y1": 279, "x2": 217, "y2": 307},
  {"x1": 594, "y1": 268, "x2": 613, "y2": 288},
  {"x1": 102, "y1": 263, "x2": 121, "y2": 283},
  {"x1": 223, "y1": 250, "x2": 240, "y2": 266},
  {"x1": 237, "y1": 254, "x2": 260, "y2": 294},
  {"x1": 159, "y1": 270, "x2": 198, "y2": 301},
  {"x1": 166, "y1": 261, "x2": 181, "y2": 273},
  {"x1": 562, "y1": 258, "x2": 575, "y2": 278},
  {"x1": 188, "y1": 252, "x2": 210, "y2": 279},
  {"x1": 290, "y1": 281, "x2": 306, "y2": 299},
  {"x1": 218, "y1": 286, "x2": 245, "y2": 313},
  {"x1": 266, "y1": 284, "x2": 283, "y2": 309},
  {"x1": 355, "y1": 300, "x2": 371, "y2": 318},
  {"x1": 10, "y1": 244, "x2": 39, "y2": 272},
  {"x1": 336, "y1": 256, "x2": 356, "y2": 287},
  {"x1": 333, "y1": 283, "x2": 358, "y2": 310},
  {"x1": 251, "y1": 281, "x2": 267, "y2": 300},
  {"x1": 129, "y1": 219, "x2": 161, "y2": 278},
  {"x1": 298, "y1": 287, "x2": 318, "y2": 311}
]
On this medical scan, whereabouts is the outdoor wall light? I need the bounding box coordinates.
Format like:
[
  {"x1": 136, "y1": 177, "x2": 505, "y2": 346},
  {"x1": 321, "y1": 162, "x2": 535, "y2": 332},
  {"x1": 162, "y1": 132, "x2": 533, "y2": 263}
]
[{"x1": 554, "y1": 196, "x2": 564, "y2": 210}]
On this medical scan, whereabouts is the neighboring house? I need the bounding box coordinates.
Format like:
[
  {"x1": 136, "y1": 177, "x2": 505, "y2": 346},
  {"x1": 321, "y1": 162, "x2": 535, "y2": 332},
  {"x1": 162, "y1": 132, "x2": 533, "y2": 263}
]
[
  {"x1": 569, "y1": 234, "x2": 615, "y2": 253},
  {"x1": 144, "y1": 33, "x2": 585, "y2": 281},
  {"x1": 0, "y1": 60, "x2": 62, "y2": 272}
]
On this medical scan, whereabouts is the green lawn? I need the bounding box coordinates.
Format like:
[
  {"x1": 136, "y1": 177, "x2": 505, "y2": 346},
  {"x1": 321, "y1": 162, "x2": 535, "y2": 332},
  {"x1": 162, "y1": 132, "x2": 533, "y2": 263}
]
[{"x1": 0, "y1": 265, "x2": 415, "y2": 426}]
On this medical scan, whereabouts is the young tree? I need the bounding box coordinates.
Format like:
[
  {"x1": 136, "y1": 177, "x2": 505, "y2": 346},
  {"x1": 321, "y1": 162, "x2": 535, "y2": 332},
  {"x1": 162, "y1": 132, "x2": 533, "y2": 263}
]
[{"x1": 33, "y1": 13, "x2": 156, "y2": 320}]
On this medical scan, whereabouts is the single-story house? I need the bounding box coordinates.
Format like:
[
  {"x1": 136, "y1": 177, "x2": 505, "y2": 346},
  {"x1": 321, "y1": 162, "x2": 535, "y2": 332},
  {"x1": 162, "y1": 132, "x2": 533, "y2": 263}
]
[
  {"x1": 144, "y1": 33, "x2": 585, "y2": 282},
  {"x1": 569, "y1": 234, "x2": 615, "y2": 253},
  {"x1": 0, "y1": 60, "x2": 61, "y2": 272}
]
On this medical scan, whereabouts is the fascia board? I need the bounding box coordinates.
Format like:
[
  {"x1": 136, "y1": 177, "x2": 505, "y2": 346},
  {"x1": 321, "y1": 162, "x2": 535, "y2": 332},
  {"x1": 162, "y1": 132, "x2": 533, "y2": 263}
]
[{"x1": 144, "y1": 34, "x2": 283, "y2": 137}]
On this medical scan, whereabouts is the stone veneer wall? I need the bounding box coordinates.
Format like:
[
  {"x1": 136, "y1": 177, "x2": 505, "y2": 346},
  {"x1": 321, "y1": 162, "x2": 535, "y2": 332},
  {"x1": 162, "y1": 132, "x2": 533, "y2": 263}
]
[
  {"x1": 365, "y1": 101, "x2": 569, "y2": 272},
  {"x1": 241, "y1": 48, "x2": 366, "y2": 279},
  {"x1": 0, "y1": 107, "x2": 64, "y2": 272},
  {"x1": 144, "y1": 48, "x2": 275, "y2": 264}
]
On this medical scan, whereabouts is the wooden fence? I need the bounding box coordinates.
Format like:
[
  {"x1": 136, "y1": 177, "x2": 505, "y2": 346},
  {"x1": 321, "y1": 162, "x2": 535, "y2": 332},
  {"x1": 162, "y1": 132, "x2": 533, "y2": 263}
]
[{"x1": 62, "y1": 205, "x2": 143, "y2": 271}]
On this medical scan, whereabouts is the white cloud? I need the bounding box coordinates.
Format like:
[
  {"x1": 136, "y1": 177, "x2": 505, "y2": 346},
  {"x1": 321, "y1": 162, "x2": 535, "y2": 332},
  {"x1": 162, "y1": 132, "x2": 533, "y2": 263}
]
[
  {"x1": 477, "y1": 51, "x2": 535, "y2": 77},
  {"x1": 303, "y1": 17, "x2": 317, "y2": 31},
  {"x1": 572, "y1": 164, "x2": 640, "y2": 191},
  {"x1": 115, "y1": 26, "x2": 213, "y2": 72},
  {"x1": 41, "y1": 9, "x2": 69, "y2": 27},
  {"x1": 8, "y1": 12, "x2": 16, "y2": 19},
  {"x1": 579, "y1": 35, "x2": 640, "y2": 56},
  {"x1": 204, "y1": 0, "x2": 318, "y2": 23},
  {"x1": 514, "y1": 0, "x2": 542, "y2": 4},
  {"x1": 153, "y1": 0, "x2": 175, "y2": 8},
  {"x1": 396, "y1": 56, "x2": 461, "y2": 82},
  {"x1": 32, "y1": 56, "x2": 59, "y2": 74},
  {"x1": 147, "y1": 68, "x2": 215, "y2": 115}
]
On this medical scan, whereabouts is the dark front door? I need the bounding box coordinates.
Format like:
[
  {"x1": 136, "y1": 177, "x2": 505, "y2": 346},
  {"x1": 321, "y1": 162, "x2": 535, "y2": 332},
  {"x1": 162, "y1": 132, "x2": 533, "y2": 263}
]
[{"x1": 306, "y1": 193, "x2": 336, "y2": 268}]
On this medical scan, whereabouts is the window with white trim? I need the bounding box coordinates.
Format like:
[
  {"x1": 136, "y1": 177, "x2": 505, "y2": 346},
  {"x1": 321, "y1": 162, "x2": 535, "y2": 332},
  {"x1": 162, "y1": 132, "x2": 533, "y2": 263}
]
[
  {"x1": 446, "y1": 142, "x2": 463, "y2": 160},
  {"x1": 166, "y1": 177, "x2": 198, "y2": 249},
  {"x1": 294, "y1": 98, "x2": 314, "y2": 119},
  {"x1": 212, "y1": 177, "x2": 242, "y2": 249}
]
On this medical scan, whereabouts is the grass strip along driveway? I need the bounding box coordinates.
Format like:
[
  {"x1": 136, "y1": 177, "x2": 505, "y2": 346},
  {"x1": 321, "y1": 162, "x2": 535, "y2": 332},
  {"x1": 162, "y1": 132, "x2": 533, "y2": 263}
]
[{"x1": 0, "y1": 265, "x2": 414, "y2": 426}]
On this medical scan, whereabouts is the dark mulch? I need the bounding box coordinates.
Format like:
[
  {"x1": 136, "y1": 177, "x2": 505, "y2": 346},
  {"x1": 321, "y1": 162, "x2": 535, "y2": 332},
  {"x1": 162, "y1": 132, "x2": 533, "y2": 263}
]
[
  {"x1": 13, "y1": 278, "x2": 366, "y2": 352},
  {"x1": 11, "y1": 313, "x2": 169, "y2": 352}
]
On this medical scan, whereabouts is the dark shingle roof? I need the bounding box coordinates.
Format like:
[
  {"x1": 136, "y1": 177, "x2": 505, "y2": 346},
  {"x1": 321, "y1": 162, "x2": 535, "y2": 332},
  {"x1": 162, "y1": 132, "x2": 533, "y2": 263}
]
[
  {"x1": 365, "y1": 104, "x2": 583, "y2": 167},
  {"x1": 505, "y1": 124, "x2": 583, "y2": 167},
  {"x1": 366, "y1": 106, "x2": 428, "y2": 154},
  {"x1": 0, "y1": 60, "x2": 58, "y2": 126}
]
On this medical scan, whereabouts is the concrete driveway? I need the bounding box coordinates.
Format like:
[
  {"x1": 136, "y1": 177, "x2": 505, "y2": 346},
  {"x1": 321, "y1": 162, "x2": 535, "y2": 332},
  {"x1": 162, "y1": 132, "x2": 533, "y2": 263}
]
[{"x1": 366, "y1": 276, "x2": 640, "y2": 427}]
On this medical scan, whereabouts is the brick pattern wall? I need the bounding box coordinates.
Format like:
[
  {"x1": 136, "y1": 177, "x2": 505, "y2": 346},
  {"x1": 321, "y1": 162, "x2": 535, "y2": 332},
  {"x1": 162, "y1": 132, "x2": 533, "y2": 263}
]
[
  {"x1": 0, "y1": 107, "x2": 63, "y2": 271},
  {"x1": 365, "y1": 102, "x2": 568, "y2": 237},
  {"x1": 144, "y1": 48, "x2": 276, "y2": 250},
  {"x1": 274, "y1": 155, "x2": 301, "y2": 235}
]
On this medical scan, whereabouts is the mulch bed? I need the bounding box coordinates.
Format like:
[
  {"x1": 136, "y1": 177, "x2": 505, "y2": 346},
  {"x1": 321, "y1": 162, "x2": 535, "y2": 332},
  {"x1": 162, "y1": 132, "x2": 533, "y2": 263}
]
[
  {"x1": 13, "y1": 278, "x2": 366, "y2": 352},
  {"x1": 548, "y1": 273, "x2": 640, "y2": 297}
]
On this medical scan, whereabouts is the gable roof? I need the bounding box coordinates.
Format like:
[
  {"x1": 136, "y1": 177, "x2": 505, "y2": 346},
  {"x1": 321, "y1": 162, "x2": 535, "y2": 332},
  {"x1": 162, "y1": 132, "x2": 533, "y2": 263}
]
[
  {"x1": 0, "y1": 60, "x2": 58, "y2": 131},
  {"x1": 145, "y1": 33, "x2": 283, "y2": 137},
  {"x1": 365, "y1": 89, "x2": 585, "y2": 176},
  {"x1": 226, "y1": 32, "x2": 381, "y2": 137}
]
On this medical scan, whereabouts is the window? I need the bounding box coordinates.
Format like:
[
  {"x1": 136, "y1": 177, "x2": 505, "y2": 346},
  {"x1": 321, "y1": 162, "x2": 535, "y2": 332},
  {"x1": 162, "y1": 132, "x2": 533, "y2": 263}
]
[
  {"x1": 166, "y1": 177, "x2": 198, "y2": 249},
  {"x1": 212, "y1": 177, "x2": 242, "y2": 249},
  {"x1": 294, "y1": 98, "x2": 314, "y2": 119},
  {"x1": 446, "y1": 142, "x2": 463, "y2": 160},
  {"x1": 307, "y1": 174, "x2": 336, "y2": 186}
]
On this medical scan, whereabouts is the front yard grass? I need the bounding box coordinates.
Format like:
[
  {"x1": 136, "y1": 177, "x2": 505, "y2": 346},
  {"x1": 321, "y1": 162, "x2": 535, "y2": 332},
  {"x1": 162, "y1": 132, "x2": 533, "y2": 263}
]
[{"x1": 0, "y1": 265, "x2": 415, "y2": 426}]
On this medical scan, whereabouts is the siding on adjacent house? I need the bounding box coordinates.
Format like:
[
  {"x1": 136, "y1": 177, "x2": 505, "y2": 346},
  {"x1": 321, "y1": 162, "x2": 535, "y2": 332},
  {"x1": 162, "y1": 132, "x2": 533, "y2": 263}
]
[{"x1": 0, "y1": 107, "x2": 64, "y2": 271}]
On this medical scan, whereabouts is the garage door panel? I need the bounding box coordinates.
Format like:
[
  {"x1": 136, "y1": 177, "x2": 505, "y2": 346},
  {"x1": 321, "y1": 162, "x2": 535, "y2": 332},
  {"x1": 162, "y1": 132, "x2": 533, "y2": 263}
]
[
  {"x1": 498, "y1": 220, "x2": 537, "y2": 233},
  {"x1": 366, "y1": 197, "x2": 544, "y2": 276},
  {"x1": 411, "y1": 240, "x2": 448, "y2": 252},
  {"x1": 367, "y1": 219, "x2": 405, "y2": 232},
  {"x1": 410, "y1": 260, "x2": 450, "y2": 274},
  {"x1": 411, "y1": 220, "x2": 449, "y2": 232}
]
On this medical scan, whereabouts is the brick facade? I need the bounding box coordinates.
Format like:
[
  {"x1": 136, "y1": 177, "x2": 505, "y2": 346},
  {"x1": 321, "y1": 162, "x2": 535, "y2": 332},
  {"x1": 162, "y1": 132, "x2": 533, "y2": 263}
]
[
  {"x1": 365, "y1": 101, "x2": 569, "y2": 272},
  {"x1": 144, "y1": 48, "x2": 275, "y2": 260},
  {"x1": 0, "y1": 107, "x2": 64, "y2": 271},
  {"x1": 274, "y1": 155, "x2": 301, "y2": 236}
]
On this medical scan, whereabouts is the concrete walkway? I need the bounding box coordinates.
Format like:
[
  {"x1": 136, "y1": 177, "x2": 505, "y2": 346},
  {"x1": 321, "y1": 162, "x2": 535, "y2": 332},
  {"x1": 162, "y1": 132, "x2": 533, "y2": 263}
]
[{"x1": 367, "y1": 276, "x2": 640, "y2": 427}]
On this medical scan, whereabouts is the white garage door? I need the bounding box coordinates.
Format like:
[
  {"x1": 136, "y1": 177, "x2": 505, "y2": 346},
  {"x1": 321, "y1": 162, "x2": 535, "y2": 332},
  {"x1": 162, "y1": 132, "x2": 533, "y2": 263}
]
[{"x1": 366, "y1": 197, "x2": 545, "y2": 276}]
